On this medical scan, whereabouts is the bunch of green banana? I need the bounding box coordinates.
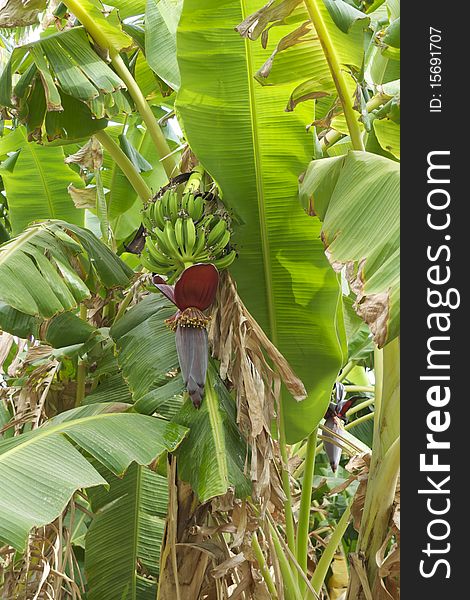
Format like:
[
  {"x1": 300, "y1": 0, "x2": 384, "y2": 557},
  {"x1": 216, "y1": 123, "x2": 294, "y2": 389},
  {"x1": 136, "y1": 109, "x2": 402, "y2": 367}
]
[{"x1": 141, "y1": 188, "x2": 236, "y2": 275}]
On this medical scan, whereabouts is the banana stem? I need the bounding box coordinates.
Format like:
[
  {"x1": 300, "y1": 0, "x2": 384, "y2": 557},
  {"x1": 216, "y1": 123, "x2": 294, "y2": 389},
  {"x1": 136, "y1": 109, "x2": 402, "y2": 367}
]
[
  {"x1": 75, "y1": 304, "x2": 88, "y2": 408},
  {"x1": 303, "y1": 0, "x2": 364, "y2": 151},
  {"x1": 296, "y1": 429, "x2": 317, "y2": 593},
  {"x1": 278, "y1": 402, "x2": 297, "y2": 558},
  {"x1": 111, "y1": 54, "x2": 178, "y2": 179},
  {"x1": 308, "y1": 503, "x2": 351, "y2": 598},
  {"x1": 252, "y1": 533, "x2": 279, "y2": 599},
  {"x1": 94, "y1": 130, "x2": 152, "y2": 203}
]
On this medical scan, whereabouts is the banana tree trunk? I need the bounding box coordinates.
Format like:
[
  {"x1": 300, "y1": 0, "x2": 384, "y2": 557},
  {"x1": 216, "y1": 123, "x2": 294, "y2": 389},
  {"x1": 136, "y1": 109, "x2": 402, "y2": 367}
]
[{"x1": 347, "y1": 338, "x2": 400, "y2": 599}]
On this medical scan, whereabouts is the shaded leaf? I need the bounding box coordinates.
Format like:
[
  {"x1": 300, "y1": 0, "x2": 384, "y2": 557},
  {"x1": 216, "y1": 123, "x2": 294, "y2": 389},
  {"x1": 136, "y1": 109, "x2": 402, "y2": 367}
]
[
  {"x1": 0, "y1": 220, "x2": 133, "y2": 319},
  {"x1": 86, "y1": 463, "x2": 168, "y2": 600}
]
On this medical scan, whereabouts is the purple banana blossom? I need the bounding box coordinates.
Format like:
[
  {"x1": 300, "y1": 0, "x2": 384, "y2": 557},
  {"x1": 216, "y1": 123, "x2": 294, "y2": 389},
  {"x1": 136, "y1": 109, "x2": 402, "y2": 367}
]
[
  {"x1": 323, "y1": 383, "x2": 358, "y2": 472},
  {"x1": 153, "y1": 263, "x2": 219, "y2": 408}
]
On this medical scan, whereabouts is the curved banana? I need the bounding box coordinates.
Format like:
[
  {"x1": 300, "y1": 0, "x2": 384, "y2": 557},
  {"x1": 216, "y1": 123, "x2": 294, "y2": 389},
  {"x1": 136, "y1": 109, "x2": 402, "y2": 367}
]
[
  {"x1": 191, "y1": 226, "x2": 206, "y2": 259},
  {"x1": 140, "y1": 251, "x2": 171, "y2": 273},
  {"x1": 174, "y1": 218, "x2": 185, "y2": 253},
  {"x1": 212, "y1": 250, "x2": 237, "y2": 270},
  {"x1": 192, "y1": 196, "x2": 204, "y2": 222},
  {"x1": 206, "y1": 218, "x2": 227, "y2": 246},
  {"x1": 154, "y1": 200, "x2": 166, "y2": 229},
  {"x1": 211, "y1": 229, "x2": 230, "y2": 256},
  {"x1": 163, "y1": 221, "x2": 181, "y2": 259},
  {"x1": 183, "y1": 217, "x2": 196, "y2": 258},
  {"x1": 168, "y1": 191, "x2": 179, "y2": 224},
  {"x1": 153, "y1": 227, "x2": 173, "y2": 257},
  {"x1": 146, "y1": 236, "x2": 171, "y2": 266}
]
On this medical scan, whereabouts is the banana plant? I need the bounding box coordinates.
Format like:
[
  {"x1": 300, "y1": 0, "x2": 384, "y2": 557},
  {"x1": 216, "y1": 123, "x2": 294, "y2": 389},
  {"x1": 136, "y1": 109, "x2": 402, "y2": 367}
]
[{"x1": 0, "y1": 1, "x2": 401, "y2": 598}]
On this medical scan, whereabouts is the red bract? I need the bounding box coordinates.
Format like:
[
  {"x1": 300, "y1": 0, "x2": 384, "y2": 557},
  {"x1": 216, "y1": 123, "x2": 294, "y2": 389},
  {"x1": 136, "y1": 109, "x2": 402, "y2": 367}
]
[
  {"x1": 152, "y1": 263, "x2": 219, "y2": 408},
  {"x1": 153, "y1": 263, "x2": 219, "y2": 311}
]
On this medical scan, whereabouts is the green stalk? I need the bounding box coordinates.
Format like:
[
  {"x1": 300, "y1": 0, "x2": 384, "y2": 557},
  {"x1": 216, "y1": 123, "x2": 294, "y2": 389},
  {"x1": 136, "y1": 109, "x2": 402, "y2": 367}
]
[
  {"x1": 75, "y1": 304, "x2": 88, "y2": 408},
  {"x1": 308, "y1": 503, "x2": 351, "y2": 598},
  {"x1": 345, "y1": 412, "x2": 374, "y2": 430},
  {"x1": 268, "y1": 520, "x2": 302, "y2": 600},
  {"x1": 337, "y1": 360, "x2": 356, "y2": 382},
  {"x1": 343, "y1": 385, "x2": 374, "y2": 393},
  {"x1": 252, "y1": 533, "x2": 279, "y2": 599},
  {"x1": 110, "y1": 54, "x2": 178, "y2": 179},
  {"x1": 351, "y1": 339, "x2": 400, "y2": 593},
  {"x1": 296, "y1": 429, "x2": 317, "y2": 592},
  {"x1": 345, "y1": 398, "x2": 375, "y2": 418},
  {"x1": 114, "y1": 287, "x2": 135, "y2": 323},
  {"x1": 94, "y1": 130, "x2": 152, "y2": 203},
  {"x1": 279, "y1": 403, "x2": 296, "y2": 557},
  {"x1": 303, "y1": 0, "x2": 364, "y2": 151}
]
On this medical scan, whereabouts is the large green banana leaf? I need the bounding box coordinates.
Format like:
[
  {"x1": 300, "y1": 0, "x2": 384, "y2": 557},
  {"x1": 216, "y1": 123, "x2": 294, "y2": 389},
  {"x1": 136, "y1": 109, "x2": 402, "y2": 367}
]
[
  {"x1": 299, "y1": 150, "x2": 399, "y2": 346},
  {"x1": 0, "y1": 128, "x2": 85, "y2": 234},
  {"x1": 85, "y1": 462, "x2": 168, "y2": 600},
  {"x1": 176, "y1": 0, "x2": 346, "y2": 442},
  {"x1": 0, "y1": 220, "x2": 133, "y2": 319},
  {"x1": 0, "y1": 403, "x2": 187, "y2": 550}
]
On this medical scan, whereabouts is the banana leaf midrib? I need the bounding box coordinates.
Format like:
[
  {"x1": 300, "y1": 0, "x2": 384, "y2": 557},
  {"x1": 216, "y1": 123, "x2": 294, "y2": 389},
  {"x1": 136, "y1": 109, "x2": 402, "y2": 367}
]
[
  {"x1": 0, "y1": 412, "x2": 131, "y2": 461},
  {"x1": 240, "y1": 0, "x2": 277, "y2": 345}
]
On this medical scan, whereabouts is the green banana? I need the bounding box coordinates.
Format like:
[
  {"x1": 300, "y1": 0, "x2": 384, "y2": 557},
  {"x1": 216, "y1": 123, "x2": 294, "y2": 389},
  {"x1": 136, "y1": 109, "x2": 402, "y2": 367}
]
[
  {"x1": 174, "y1": 218, "x2": 185, "y2": 253},
  {"x1": 181, "y1": 191, "x2": 191, "y2": 213},
  {"x1": 186, "y1": 194, "x2": 195, "y2": 219},
  {"x1": 210, "y1": 229, "x2": 230, "y2": 256},
  {"x1": 192, "y1": 196, "x2": 204, "y2": 221},
  {"x1": 146, "y1": 236, "x2": 171, "y2": 266},
  {"x1": 183, "y1": 217, "x2": 196, "y2": 258},
  {"x1": 142, "y1": 208, "x2": 154, "y2": 231},
  {"x1": 191, "y1": 226, "x2": 206, "y2": 259},
  {"x1": 212, "y1": 250, "x2": 237, "y2": 270},
  {"x1": 140, "y1": 252, "x2": 171, "y2": 274},
  {"x1": 161, "y1": 189, "x2": 171, "y2": 217},
  {"x1": 154, "y1": 200, "x2": 166, "y2": 229},
  {"x1": 153, "y1": 227, "x2": 174, "y2": 257},
  {"x1": 168, "y1": 191, "x2": 179, "y2": 224},
  {"x1": 163, "y1": 221, "x2": 181, "y2": 259},
  {"x1": 206, "y1": 218, "x2": 227, "y2": 246}
]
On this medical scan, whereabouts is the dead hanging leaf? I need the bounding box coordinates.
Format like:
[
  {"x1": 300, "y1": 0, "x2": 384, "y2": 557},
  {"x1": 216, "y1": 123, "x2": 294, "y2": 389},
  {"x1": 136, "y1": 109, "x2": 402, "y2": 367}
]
[
  {"x1": 65, "y1": 137, "x2": 103, "y2": 173},
  {"x1": 0, "y1": 333, "x2": 14, "y2": 374},
  {"x1": 354, "y1": 291, "x2": 390, "y2": 350},
  {"x1": 256, "y1": 21, "x2": 314, "y2": 80},
  {"x1": 327, "y1": 256, "x2": 391, "y2": 349},
  {"x1": 285, "y1": 83, "x2": 329, "y2": 112},
  {"x1": 67, "y1": 184, "x2": 97, "y2": 209},
  {"x1": 0, "y1": 0, "x2": 46, "y2": 27},
  {"x1": 180, "y1": 146, "x2": 199, "y2": 173},
  {"x1": 236, "y1": 0, "x2": 303, "y2": 40},
  {"x1": 345, "y1": 455, "x2": 400, "y2": 600},
  {"x1": 209, "y1": 272, "x2": 305, "y2": 505},
  {"x1": 344, "y1": 452, "x2": 371, "y2": 532}
]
